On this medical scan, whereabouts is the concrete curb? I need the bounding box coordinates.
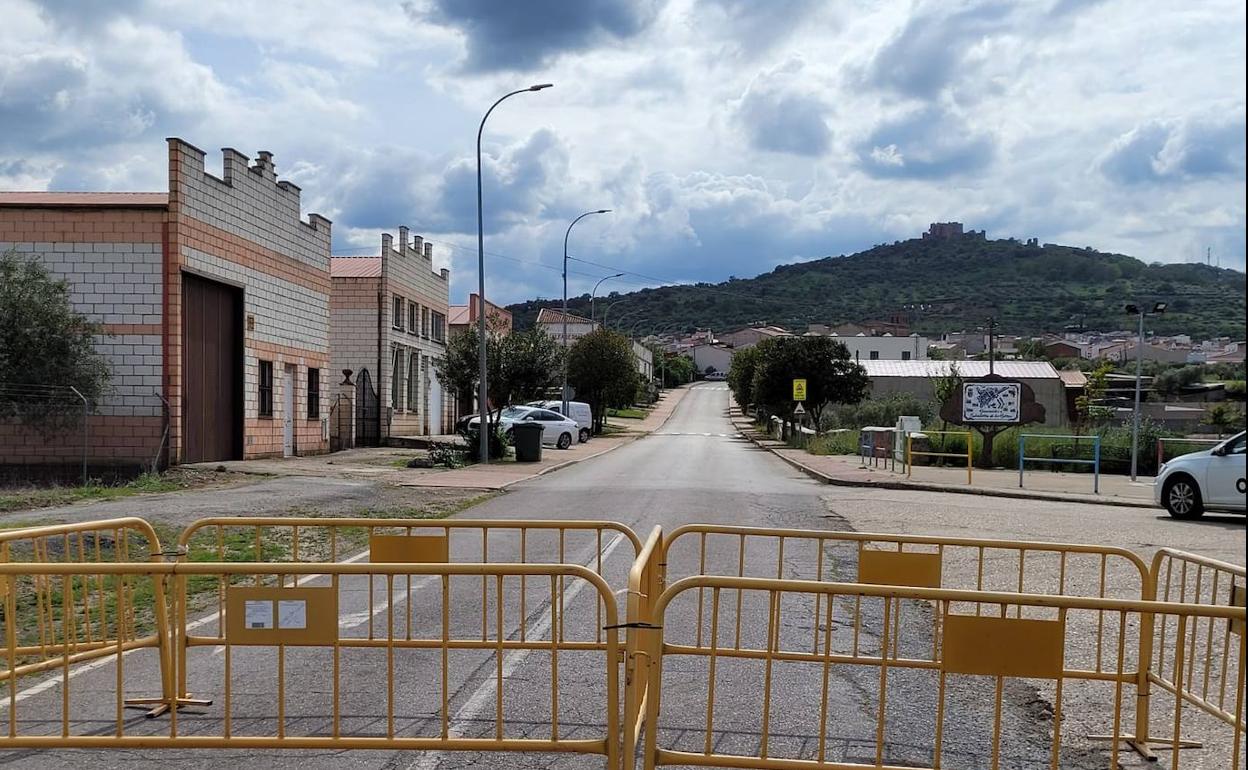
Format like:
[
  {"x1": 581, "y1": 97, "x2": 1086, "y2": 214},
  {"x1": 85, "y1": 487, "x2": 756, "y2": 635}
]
[{"x1": 731, "y1": 417, "x2": 1156, "y2": 509}]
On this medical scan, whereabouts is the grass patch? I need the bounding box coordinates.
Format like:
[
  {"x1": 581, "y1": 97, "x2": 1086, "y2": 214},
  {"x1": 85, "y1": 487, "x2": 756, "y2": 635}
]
[
  {"x1": 0, "y1": 472, "x2": 184, "y2": 514},
  {"x1": 607, "y1": 407, "x2": 648, "y2": 419},
  {"x1": 807, "y1": 431, "x2": 859, "y2": 456}
]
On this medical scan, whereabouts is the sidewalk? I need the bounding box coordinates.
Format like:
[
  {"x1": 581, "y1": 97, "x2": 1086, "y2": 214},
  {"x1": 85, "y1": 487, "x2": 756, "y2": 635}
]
[
  {"x1": 731, "y1": 412, "x2": 1157, "y2": 508},
  {"x1": 399, "y1": 386, "x2": 691, "y2": 490}
]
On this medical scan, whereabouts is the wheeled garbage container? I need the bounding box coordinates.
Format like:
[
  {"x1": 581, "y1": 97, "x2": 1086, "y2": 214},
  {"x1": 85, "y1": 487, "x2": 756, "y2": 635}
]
[{"x1": 512, "y1": 421, "x2": 544, "y2": 462}]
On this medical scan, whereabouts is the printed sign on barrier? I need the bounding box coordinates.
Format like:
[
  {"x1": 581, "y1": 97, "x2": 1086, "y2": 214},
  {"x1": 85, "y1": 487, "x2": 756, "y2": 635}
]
[
  {"x1": 942, "y1": 614, "x2": 1065, "y2": 678},
  {"x1": 226, "y1": 586, "x2": 338, "y2": 646}
]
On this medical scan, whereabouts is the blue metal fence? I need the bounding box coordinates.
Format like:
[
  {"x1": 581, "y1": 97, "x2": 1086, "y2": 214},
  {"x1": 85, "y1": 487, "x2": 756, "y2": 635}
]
[{"x1": 1018, "y1": 433, "x2": 1101, "y2": 494}]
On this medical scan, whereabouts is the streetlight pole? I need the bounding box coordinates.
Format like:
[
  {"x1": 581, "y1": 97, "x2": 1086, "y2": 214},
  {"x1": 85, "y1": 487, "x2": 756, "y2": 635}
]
[
  {"x1": 1127, "y1": 301, "x2": 1167, "y2": 481},
  {"x1": 562, "y1": 209, "x2": 611, "y2": 417},
  {"x1": 590, "y1": 273, "x2": 624, "y2": 323},
  {"x1": 477, "y1": 83, "x2": 552, "y2": 465},
  {"x1": 601, "y1": 299, "x2": 629, "y2": 328}
]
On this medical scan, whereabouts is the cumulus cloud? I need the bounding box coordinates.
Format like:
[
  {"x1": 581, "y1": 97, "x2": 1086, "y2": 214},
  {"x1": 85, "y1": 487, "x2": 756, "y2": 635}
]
[
  {"x1": 418, "y1": 0, "x2": 664, "y2": 72},
  {"x1": 735, "y1": 59, "x2": 831, "y2": 156},
  {"x1": 857, "y1": 106, "x2": 995, "y2": 178},
  {"x1": 1099, "y1": 115, "x2": 1247, "y2": 184}
]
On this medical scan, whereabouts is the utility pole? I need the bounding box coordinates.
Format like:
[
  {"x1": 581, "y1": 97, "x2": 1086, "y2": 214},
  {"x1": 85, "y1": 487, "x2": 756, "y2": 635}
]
[{"x1": 986, "y1": 316, "x2": 997, "y2": 376}]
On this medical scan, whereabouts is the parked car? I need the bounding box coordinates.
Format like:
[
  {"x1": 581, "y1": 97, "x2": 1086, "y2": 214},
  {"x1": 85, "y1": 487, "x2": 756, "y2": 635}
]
[
  {"x1": 704, "y1": 371, "x2": 727, "y2": 381},
  {"x1": 466, "y1": 406, "x2": 578, "y2": 449},
  {"x1": 527, "y1": 400, "x2": 594, "y2": 443},
  {"x1": 1154, "y1": 431, "x2": 1246, "y2": 519}
]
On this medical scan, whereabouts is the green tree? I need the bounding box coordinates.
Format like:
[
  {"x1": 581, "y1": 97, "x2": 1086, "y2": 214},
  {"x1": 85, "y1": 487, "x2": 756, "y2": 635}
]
[
  {"x1": 435, "y1": 325, "x2": 484, "y2": 416},
  {"x1": 751, "y1": 337, "x2": 869, "y2": 435},
  {"x1": 1075, "y1": 360, "x2": 1114, "y2": 431},
  {"x1": 493, "y1": 327, "x2": 564, "y2": 407},
  {"x1": 727, "y1": 345, "x2": 762, "y2": 410},
  {"x1": 568, "y1": 330, "x2": 639, "y2": 434},
  {"x1": 656, "y1": 351, "x2": 694, "y2": 387},
  {"x1": 0, "y1": 250, "x2": 110, "y2": 428},
  {"x1": 1152, "y1": 365, "x2": 1203, "y2": 400},
  {"x1": 930, "y1": 361, "x2": 963, "y2": 450},
  {"x1": 1015, "y1": 339, "x2": 1047, "y2": 360},
  {"x1": 1205, "y1": 402, "x2": 1245, "y2": 438}
]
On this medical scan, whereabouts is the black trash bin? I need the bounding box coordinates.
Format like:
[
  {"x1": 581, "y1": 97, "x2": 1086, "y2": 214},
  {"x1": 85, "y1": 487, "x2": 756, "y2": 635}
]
[{"x1": 512, "y1": 421, "x2": 544, "y2": 462}]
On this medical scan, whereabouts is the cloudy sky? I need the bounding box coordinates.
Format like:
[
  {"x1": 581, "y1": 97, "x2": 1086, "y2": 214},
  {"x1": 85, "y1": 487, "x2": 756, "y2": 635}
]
[{"x1": 3, "y1": 0, "x2": 1245, "y2": 304}]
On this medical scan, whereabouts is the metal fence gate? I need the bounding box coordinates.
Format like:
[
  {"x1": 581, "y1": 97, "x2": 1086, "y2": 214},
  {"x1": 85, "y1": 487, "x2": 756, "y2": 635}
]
[{"x1": 355, "y1": 368, "x2": 380, "y2": 447}]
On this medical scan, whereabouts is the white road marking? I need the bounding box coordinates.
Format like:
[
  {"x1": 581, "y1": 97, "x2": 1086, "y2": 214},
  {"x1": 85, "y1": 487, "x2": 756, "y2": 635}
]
[{"x1": 405, "y1": 532, "x2": 629, "y2": 770}]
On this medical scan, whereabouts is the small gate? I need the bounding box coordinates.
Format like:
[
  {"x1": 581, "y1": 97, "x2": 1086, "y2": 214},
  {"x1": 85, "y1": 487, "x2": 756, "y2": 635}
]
[{"x1": 356, "y1": 368, "x2": 380, "y2": 447}]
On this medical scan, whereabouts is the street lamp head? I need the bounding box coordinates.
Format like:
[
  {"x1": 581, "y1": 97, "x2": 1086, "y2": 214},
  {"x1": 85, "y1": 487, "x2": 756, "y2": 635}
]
[
  {"x1": 1124, "y1": 304, "x2": 1140, "y2": 315},
  {"x1": 1152, "y1": 302, "x2": 1167, "y2": 314},
  {"x1": 611, "y1": 272, "x2": 625, "y2": 279},
  {"x1": 596, "y1": 209, "x2": 612, "y2": 214},
  {"x1": 529, "y1": 83, "x2": 554, "y2": 91}
]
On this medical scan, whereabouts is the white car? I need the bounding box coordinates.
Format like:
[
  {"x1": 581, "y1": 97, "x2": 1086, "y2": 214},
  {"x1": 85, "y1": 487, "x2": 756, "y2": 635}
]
[
  {"x1": 1154, "y1": 431, "x2": 1246, "y2": 519},
  {"x1": 527, "y1": 400, "x2": 594, "y2": 443},
  {"x1": 467, "y1": 406, "x2": 579, "y2": 450}
]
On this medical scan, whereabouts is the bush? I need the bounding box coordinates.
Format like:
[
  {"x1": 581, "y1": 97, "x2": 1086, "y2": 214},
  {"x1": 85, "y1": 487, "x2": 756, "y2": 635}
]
[
  {"x1": 822, "y1": 393, "x2": 934, "y2": 431},
  {"x1": 427, "y1": 441, "x2": 468, "y2": 468},
  {"x1": 806, "y1": 431, "x2": 858, "y2": 456},
  {"x1": 458, "y1": 425, "x2": 510, "y2": 461}
]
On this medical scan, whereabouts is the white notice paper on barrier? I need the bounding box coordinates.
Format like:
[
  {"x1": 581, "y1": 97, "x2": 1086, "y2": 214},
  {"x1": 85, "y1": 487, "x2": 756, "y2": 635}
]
[
  {"x1": 245, "y1": 600, "x2": 274, "y2": 629},
  {"x1": 278, "y1": 600, "x2": 307, "y2": 630}
]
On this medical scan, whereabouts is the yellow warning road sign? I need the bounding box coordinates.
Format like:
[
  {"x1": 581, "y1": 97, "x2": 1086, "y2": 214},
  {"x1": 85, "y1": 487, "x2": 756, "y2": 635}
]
[{"x1": 792, "y1": 379, "x2": 807, "y2": 401}]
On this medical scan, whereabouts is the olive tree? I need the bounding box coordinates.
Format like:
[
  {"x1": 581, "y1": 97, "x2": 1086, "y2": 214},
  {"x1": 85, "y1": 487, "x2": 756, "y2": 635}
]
[{"x1": 0, "y1": 250, "x2": 110, "y2": 428}]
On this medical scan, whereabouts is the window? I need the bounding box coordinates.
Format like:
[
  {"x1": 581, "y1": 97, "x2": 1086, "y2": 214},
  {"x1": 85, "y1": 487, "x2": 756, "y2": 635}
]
[
  {"x1": 408, "y1": 303, "x2": 418, "y2": 334},
  {"x1": 869, "y1": 351, "x2": 880, "y2": 360},
  {"x1": 391, "y1": 348, "x2": 404, "y2": 410},
  {"x1": 307, "y1": 368, "x2": 320, "y2": 419},
  {"x1": 258, "y1": 360, "x2": 274, "y2": 417},
  {"x1": 431, "y1": 312, "x2": 446, "y2": 343},
  {"x1": 901, "y1": 351, "x2": 911, "y2": 361},
  {"x1": 392, "y1": 296, "x2": 404, "y2": 330},
  {"x1": 407, "y1": 352, "x2": 419, "y2": 411},
  {"x1": 421, "y1": 307, "x2": 430, "y2": 338}
]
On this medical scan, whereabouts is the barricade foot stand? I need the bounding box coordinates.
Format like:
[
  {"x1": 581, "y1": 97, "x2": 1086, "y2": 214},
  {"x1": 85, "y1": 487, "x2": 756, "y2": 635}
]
[
  {"x1": 1086, "y1": 734, "x2": 1203, "y2": 762},
  {"x1": 122, "y1": 694, "x2": 214, "y2": 719}
]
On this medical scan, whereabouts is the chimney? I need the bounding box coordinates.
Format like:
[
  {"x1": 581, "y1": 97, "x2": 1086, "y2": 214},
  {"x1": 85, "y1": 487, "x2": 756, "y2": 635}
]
[
  {"x1": 254, "y1": 150, "x2": 276, "y2": 179},
  {"x1": 381, "y1": 233, "x2": 393, "y2": 254},
  {"x1": 440, "y1": 268, "x2": 449, "y2": 281},
  {"x1": 412, "y1": 235, "x2": 423, "y2": 255},
  {"x1": 398, "y1": 226, "x2": 409, "y2": 251},
  {"x1": 424, "y1": 242, "x2": 433, "y2": 259}
]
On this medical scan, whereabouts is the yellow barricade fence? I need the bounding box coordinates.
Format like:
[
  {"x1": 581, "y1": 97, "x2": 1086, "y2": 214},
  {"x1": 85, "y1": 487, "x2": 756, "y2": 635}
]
[
  {"x1": 173, "y1": 516, "x2": 640, "y2": 705},
  {"x1": 0, "y1": 560, "x2": 621, "y2": 767},
  {"x1": 624, "y1": 526, "x2": 664, "y2": 767},
  {"x1": 640, "y1": 576, "x2": 1246, "y2": 770},
  {"x1": 0, "y1": 517, "x2": 188, "y2": 716},
  {"x1": 906, "y1": 429, "x2": 973, "y2": 484},
  {"x1": 1137, "y1": 548, "x2": 1245, "y2": 758}
]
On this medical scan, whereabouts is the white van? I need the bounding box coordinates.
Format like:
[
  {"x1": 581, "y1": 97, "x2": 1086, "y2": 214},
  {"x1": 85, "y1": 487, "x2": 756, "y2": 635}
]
[{"x1": 529, "y1": 400, "x2": 594, "y2": 443}]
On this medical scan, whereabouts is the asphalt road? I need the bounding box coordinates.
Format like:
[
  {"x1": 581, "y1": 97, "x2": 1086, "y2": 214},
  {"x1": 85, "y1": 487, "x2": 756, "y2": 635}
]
[{"x1": 3, "y1": 383, "x2": 1242, "y2": 769}]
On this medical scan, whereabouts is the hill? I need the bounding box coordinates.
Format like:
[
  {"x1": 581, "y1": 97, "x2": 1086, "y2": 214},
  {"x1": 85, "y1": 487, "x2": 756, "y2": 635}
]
[{"x1": 506, "y1": 237, "x2": 1246, "y2": 339}]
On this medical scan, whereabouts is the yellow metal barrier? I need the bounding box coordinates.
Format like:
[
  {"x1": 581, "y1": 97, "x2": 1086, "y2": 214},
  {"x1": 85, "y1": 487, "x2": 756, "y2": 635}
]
[
  {"x1": 640, "y1": 576, "x2": 1245, "y2": 770},
  {"x1": 174, "y1": 516, "x2": 640, "y2": 705},
  {"x1": 906, "y1": 429, "x2": 973, "y2": 484},
  {"x1": 0, "y1": 518, "x2": 196, "y2": 716},
  {"x1": 0, "y1": 560, "x2": 621, "y2": 766},
  {"x1": 1131, "y1": 548, "x2": 1246, "y2": 758},
  {"x1": 624, "y1": 526, "x2": 664, "y2": 768}
]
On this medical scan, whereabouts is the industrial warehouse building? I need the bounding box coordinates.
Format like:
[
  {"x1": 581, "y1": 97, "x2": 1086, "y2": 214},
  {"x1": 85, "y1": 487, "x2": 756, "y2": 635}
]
[
  {"x1": 860, "y1": 360, "x2": 1071, "y2": 425},
  {"x1": 0, "y1": 138, "x2": 334, "y2": 472}
]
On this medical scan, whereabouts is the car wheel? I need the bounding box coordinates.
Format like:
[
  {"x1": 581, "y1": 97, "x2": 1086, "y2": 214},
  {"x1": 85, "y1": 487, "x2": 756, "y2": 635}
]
[
  {"x1": 557, "y1": 432, "x2": 572, "y2": 450},
  {"x1": 1163, "y1": 475, "x2": 1204, "y2": 519},
  {"x1": 578, "y1": 428, "x2": 590, "y2": 443}
]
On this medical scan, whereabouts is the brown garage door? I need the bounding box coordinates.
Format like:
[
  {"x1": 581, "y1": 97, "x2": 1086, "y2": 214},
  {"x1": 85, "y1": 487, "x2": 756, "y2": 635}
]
[{"x1": 181, "y1": 273, "x2": 243, "y2": 463}]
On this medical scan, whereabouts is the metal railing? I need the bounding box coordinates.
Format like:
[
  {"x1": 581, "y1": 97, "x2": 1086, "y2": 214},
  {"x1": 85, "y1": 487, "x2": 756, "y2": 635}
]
[
  {"x1": 1156, "y1": 437, "x2": 1222, "y2": 469},
  {"x1": 1019, "y1": 433, "x2": 1101, "y2": 493},
  {"x1": 623, "y1": 526, "x2": 663, "y2": 768},
  {"x1": 1, "y1": 560, "x2": 622, "y2": 766},
  {"x1": 639, "y1": 576, "x2": 1245, "y2": 770},
  {"x1": 905, "y1": 430, "x2": 973, "y2": 484}
]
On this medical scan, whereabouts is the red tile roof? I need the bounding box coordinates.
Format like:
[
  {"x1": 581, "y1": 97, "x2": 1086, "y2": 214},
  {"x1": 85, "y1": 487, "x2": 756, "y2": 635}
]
[
  {"x1": 536, "y1": 307, "x2": 594, "y2": 325},
  {"x1": 330, "y1": 257, "x2": 382, "y2": 278},
  {"x1": 0, "y1": 191, "x2": 168, "y2": 207}
]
